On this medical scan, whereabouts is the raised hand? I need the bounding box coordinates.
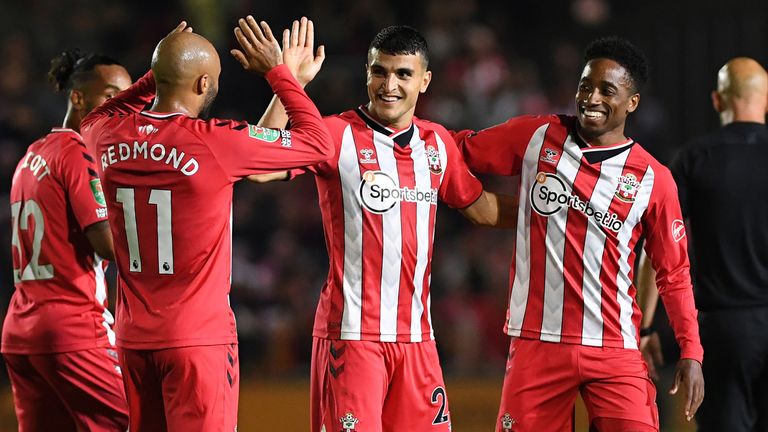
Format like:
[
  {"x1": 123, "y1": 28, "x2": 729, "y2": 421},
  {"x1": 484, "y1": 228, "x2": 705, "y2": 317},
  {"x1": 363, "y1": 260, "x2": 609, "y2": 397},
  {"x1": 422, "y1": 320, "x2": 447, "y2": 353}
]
[
  {"x1": 168, "y1": 20, "x2": 193, "y2": 37},
  {"x1": 230, "y1": 16, "x2": 282, "y2": 75},
  {"x1": 281, "y1": 17, "x2": 326, "y2": 87}
]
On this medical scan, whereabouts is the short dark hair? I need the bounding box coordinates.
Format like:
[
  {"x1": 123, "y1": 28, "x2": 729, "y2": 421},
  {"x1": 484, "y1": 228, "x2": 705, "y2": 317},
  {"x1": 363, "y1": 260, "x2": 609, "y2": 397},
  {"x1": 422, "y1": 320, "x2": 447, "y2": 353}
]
[
  {"x1": 48, "y1": 49, "x2": 122, "y2": 92},
  {"x1": 368, "y1": 25, "x2": 429, "y2": 67},
  {"x1": 584, "y1": 36, "x2": 648, "y2": 92}
]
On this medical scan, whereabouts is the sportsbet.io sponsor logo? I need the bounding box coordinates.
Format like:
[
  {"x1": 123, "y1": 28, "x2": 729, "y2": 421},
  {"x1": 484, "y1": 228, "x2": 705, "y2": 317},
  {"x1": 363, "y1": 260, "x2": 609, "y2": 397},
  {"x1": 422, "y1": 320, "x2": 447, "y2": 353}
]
[
  {"x1": 358, "y1": 170, "x2": 437, "y2": 214},
  {"x1": 530, "y1": 172, "x2": 623, "y2": 232}
]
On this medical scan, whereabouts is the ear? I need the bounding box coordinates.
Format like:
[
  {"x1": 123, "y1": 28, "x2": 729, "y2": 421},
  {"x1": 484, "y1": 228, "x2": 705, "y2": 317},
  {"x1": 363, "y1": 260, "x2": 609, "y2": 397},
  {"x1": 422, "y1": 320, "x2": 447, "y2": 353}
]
[
  {"x1": 420, "y1": 70, "x2": 432, "y2": 94},
  {"x1": 69, "y1": 90, "x2": 84, "y2": 110},
  {"x1": 626, "y1": 93, "x2": 640, "y2": 113},
  {"x1": 197, "y1": 74, "x2": 210, "y2": 96},
  {"x1": 711, "y1": 90, "x2": 723, "y2": 113}
]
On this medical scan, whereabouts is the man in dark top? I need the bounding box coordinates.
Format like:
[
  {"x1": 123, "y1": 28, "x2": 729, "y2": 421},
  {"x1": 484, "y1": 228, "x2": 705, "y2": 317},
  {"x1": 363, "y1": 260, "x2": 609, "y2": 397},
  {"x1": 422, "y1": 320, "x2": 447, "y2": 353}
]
[{"x1": 671, "y1": 57, "x2": 768, "y2": 432}]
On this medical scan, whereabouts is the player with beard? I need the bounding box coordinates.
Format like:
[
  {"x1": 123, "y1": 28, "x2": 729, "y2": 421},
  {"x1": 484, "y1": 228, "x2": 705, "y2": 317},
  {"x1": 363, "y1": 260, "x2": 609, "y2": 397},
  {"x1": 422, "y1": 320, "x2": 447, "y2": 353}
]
[
  {"x1": 3, "y1": 49, "x2": 130, "y2": 431},
  {"x1": 80, "y1": 19, "x2": 333, "y2": 431},
  {"x1": 452, "y1": 36, "x2": 705, "y2": 431}
]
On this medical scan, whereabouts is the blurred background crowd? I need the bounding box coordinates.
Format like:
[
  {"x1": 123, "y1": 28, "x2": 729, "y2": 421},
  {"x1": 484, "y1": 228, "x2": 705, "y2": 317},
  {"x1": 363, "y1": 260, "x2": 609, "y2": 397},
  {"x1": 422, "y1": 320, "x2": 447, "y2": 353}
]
[{"x1": 1, "y1": 0, "x2": 767, "y2": 429}]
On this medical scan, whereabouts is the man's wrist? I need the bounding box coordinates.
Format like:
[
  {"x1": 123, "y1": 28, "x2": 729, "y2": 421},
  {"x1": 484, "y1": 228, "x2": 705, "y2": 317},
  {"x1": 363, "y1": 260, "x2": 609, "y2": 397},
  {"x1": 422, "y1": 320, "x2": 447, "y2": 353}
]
[{"x1": 640, "y1": 326, "x2": 656, "y2": 337}]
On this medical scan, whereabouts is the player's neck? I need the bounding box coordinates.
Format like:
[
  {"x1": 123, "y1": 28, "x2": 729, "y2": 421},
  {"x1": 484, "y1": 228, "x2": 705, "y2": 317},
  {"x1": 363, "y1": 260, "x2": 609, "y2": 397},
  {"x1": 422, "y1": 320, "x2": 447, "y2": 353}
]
[
  {"x1": 578, "y1": 127, "x2": 628, "y2": 147},
  {"x1": 150, "y1": 96, "x2": 199, "y2": 117},
  {"x1": 62, "y1": 110, "x2": 82, "y2": 133},
  {"x1": 363, "y1": 104, "x2": 413, "y2": 132}
]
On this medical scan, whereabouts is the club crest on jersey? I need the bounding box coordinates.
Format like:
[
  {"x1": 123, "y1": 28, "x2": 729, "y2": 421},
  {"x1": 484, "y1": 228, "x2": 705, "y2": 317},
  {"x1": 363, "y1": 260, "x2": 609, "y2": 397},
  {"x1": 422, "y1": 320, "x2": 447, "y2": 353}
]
[
  {"x1": 500, "y1": 413, "x2": 516, "y2": 431},
  {"x1": 540, "y1": 148, "x2": 559, "y2": 164},
  {"x1": 247, "y1": 125, "x2": 280, "y2": 143},
  {"x1": 359, "y1": 148, "x2": 377, "y2": 164},
  {"x1": 615, "y1": 173, "x2": 641, "y2": 203},
  {"x1": 426, "y1": 145, "x2": 443, "y2": 174},
  {"x1": 358, "y1": 170, "x2": 438, "y2": 214},
  {"x1": 340, "y1": 412, "x2": 359, "y2": 431},
  {"x1": 672, "y1": 219, "x2": 686, "y2": 242},
  {"x1": 89, "y1": 179, "x2": 106, "y2": 206},
  {"x1": 138, "y1": 124, "x2": 159, "y2": 135}
]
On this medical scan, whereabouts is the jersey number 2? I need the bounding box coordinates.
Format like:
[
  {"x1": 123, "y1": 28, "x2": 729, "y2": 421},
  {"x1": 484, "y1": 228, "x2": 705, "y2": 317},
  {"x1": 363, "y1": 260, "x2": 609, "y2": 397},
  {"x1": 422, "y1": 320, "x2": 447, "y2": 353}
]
[
  {"x1": 10, "y1": 200, "x2": 54, "y2": 282},
  {"x1": 116, "y1": 188, "x2": 174, "y2": 274},
  {"x1": 431, "y1": 386, "x2": 449, "y2": 425}
]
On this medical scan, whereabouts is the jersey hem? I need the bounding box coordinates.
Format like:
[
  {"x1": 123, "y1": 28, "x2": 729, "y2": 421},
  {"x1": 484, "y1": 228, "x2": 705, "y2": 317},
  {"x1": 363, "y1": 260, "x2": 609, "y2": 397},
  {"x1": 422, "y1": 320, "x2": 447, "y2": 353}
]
[
  {"x1": 115, "y1": 335, "x2": 238, "y2": 350},
  {"x1": 505, "y1": 327, "x2": 639, "y2": 350},
  {"x1": 312, "y1": 329, "x2": 435, "y2": 342}
]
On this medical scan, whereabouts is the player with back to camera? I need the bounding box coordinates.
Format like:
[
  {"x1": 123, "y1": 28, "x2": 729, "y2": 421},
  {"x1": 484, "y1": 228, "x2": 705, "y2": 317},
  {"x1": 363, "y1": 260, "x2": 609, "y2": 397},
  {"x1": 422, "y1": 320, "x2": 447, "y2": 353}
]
[
  {"x1": 3, "y1": 49, "x2": 131, "y2": 431},
  {"x1": 80, "y1": 19, "x2": 333, "y2": 431}
]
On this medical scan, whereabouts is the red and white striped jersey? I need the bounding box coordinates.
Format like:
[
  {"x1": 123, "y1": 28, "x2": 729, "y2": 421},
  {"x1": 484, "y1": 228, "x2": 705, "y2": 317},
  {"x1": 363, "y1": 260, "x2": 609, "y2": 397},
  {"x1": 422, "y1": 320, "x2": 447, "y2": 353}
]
[
  {"x1": 304, "y1": 108, "x2": 482, "y2": 343},
  {"x1": 4, "y1": 128, "x2": 113, "y2": 355},
  {"x1": 454, "y1": 114, "x2": 703, "y2": 362}
]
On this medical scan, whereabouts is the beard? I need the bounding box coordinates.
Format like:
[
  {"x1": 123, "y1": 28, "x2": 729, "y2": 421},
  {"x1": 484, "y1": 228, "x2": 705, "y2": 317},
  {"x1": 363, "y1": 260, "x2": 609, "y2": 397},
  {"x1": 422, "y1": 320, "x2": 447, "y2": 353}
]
[{"x1": 199, "y1": 84, "x2": 218, "y2": 118}]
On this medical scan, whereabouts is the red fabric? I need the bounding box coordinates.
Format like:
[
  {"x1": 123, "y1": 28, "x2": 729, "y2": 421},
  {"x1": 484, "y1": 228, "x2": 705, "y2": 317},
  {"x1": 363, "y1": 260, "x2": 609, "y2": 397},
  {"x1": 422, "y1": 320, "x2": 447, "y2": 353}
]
[
  {"x1": 496, "y1": 337, "x2": 659, "y2": 432},
  {"x1": 119, "y1": 344, "x2": 239, "y2": 432},
  {"x1": 80, "y1": 65, "x2": 332, "y2": 349},
  {"x1": 4, "y1": 348, "x2": 127, "y2": 431},
  {"x1": 4, "y1": 128, "x2": 113, "y2": 355},
  {"x1": 310, "y1": 337, "x2": 451, "y2": 432},
  {"x1": 305, "y1": 109, "x2": 482, "y2": 343},
  {"x1": 453, "y1": 115, "x2": 703, "y2": 362}
]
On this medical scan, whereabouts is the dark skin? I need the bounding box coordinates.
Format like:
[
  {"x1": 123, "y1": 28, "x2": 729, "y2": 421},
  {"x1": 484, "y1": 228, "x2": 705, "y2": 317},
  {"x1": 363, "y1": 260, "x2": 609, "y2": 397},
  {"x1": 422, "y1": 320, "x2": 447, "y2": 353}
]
[{"x1": 576, "y1": 58, "x2": 704, "y2": 422}]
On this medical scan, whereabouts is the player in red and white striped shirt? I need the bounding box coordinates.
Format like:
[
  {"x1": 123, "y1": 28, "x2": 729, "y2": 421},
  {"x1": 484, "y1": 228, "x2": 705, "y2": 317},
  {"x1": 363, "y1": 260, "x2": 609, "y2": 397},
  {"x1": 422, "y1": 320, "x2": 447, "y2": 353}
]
[
  {"x1": 4, "y1": 50, "x2": 130, "y2": 431},
  {"x1": 453, "y1": 37, "x2": 705, "y2": 432},
  {"x1": 259, "y1": 24, "x2": 515, "y2": 432}
]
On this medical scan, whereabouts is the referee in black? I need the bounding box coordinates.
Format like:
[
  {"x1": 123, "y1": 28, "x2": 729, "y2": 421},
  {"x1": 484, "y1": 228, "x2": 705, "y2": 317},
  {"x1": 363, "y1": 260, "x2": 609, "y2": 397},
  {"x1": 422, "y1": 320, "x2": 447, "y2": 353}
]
[{"x1": 671, "y1": 57, "x2": 768, "y2": 431}]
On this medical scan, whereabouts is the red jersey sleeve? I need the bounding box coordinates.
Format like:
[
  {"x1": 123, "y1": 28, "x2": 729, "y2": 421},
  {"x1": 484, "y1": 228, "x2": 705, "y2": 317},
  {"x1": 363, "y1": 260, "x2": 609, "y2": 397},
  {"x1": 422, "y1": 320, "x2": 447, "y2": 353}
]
[
  {"x1": 452, "y1": 114, "x2": 560, "y2": 176},
  {"x1": 81, "y1": 70, "x2": 156, "y2": 155},
  {"x1": 57, "y1": 142, "x2": 108, "y2": 230},
  {"x1": 203, "y1": 65, "x2": 333, "y2": 180},
  {"x1": 642, "y1": 166, "x2": 704, "y2": 363},
  {"x1": 433, "y1": 125, "x2": 483, "y2": 209}
]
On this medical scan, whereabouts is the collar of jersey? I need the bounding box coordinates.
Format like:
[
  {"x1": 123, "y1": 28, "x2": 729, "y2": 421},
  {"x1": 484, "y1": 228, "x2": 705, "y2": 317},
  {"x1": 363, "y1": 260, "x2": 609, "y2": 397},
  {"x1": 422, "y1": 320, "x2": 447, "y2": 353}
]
[
  {"x1": 355, "y1": 106, "x2": 414, "y2": 148},
  {"x1": 50, "y1": 127, "x2": 83, "y2": 139},
  {"x1": 140, "y1": 111, "x2": 186, "y2": 119}
]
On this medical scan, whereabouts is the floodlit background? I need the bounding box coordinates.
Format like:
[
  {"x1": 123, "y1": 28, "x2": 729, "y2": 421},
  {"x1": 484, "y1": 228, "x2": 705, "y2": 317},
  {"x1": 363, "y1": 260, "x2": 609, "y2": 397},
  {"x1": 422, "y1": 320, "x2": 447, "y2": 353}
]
[{"x1": 1, "y1": 0, "x2": 767, "y2": 430}]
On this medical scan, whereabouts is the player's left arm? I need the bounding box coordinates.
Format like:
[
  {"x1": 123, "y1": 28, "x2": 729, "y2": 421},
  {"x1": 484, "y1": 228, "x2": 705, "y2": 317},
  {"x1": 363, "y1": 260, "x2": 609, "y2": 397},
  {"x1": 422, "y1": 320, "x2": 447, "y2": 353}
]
[
  {"x1": 459, "y1": 191, "x2": 518, "y2": 228},
  {"x1": 642, "y1": 168, "x2": 704, "y2": 421},
  {"x1": 58, "y1": 143, "x2": 112, "y2": 260}
]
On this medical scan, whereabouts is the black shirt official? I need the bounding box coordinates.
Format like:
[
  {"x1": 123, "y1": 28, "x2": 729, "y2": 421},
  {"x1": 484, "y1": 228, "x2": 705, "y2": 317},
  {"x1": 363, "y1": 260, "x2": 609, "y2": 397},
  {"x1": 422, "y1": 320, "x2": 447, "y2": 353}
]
[
  {"x1": 671, "y1": 121, "x2": 768, "y2": 311},
  {"x1": 670, "y1": 57, "x2": 768, "y2": 432}
]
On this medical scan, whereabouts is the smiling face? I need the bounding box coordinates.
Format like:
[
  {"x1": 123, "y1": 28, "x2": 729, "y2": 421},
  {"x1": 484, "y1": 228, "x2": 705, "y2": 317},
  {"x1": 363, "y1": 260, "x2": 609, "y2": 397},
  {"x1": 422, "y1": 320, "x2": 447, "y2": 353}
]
[
  {"x1": 575, "y1": 58, "x2": 640, "y2": 145},
  {"x1": 365, "y1": 48, "x2": 432, "y2": 130}
]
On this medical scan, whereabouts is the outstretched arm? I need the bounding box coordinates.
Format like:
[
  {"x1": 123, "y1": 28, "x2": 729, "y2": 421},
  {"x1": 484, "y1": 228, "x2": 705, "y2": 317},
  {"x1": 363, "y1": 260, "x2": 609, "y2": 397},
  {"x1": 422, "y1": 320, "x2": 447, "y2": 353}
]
[{"x1": 459, "y1": 191, "x2": 517, "y2": 228}]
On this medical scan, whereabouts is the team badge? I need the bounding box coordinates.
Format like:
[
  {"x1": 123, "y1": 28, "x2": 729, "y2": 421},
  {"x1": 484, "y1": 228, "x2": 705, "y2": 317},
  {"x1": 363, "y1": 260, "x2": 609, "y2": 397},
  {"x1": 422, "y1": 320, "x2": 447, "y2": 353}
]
[
  {"x1": 500, "y1": 413, "x2": 515, "y2": 431},
  {"x1": 615, "y1": 173, "x2": 641, "y2": 203},
  {"x1": 672, "y1": 219, "x2": 686, "y2": 242},
  {"x1": 540, "y1": 148, "x2": 559, "y2": 164},
  {"x1": 359, "y1": 148, "x2": 377, "y2": 164},
  {"x1": 247, "y1": 125, "x2": 280, "y2": 143},
  {"x1": 426, "y1": 145, "x2": 442, "y2": 174},
  {"x1": 340, "y1": 412, "x2": 359, "y2": 431},
  {"x1": 90, "y1": 179, "x2": 106, "y2": 206}
]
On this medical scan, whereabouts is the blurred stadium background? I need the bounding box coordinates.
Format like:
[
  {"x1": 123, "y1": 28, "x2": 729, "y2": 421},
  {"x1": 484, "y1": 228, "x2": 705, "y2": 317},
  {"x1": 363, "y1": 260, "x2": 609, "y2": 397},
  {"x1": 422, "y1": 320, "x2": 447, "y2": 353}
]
[{"x1": 1, "y1": 0, "x2": 766, "y2": 430}]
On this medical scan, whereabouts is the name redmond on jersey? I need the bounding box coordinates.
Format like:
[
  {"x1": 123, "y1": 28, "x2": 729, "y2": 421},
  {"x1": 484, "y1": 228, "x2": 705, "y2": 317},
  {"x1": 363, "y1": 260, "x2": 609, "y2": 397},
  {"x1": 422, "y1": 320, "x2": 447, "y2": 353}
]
[{"x1": 100, "y1": 141, "x2": 199, "y2": 176}]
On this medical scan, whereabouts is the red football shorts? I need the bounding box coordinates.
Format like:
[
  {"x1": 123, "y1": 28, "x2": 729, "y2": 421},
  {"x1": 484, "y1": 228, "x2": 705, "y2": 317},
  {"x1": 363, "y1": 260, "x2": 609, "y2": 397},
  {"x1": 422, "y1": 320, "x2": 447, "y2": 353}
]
[
  {"x1": 119, "y1": 344, "x2": 239, "y2": 432},
  {"x1": 496, "y1": 337, "x2": 659, "y2": 432},
  {"x1": 311, "y1": 337, "x2": 452, "y2": 432},
  {"x1": 4, "y1": 348, "x2": 128, "y2": 431}
]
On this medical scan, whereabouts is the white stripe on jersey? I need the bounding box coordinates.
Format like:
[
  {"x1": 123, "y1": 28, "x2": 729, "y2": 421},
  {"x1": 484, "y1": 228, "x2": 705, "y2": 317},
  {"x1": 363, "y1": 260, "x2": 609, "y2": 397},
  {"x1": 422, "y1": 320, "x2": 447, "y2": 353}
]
[
  {"x1": 373, "y1": 132, "x2": 402, "y2": 342},
  {"x1": 93, "y1": 256, "x2": 116, "y2": 346},
  {"x1": 616, "y1": 165, "x2": 655, "y2": 348},
  {"x1": 339, "y1": 125, "x2": 364, "y2": 340},
  {"x1": 540, "y1": 135, "x2": 581, "y2": 342},
  {"x1": 580, "y1": 149, "x2": 631, "y2": 346},
  {"x1": 508, "y1": 124, "x2": 550, "y2": 335}
]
